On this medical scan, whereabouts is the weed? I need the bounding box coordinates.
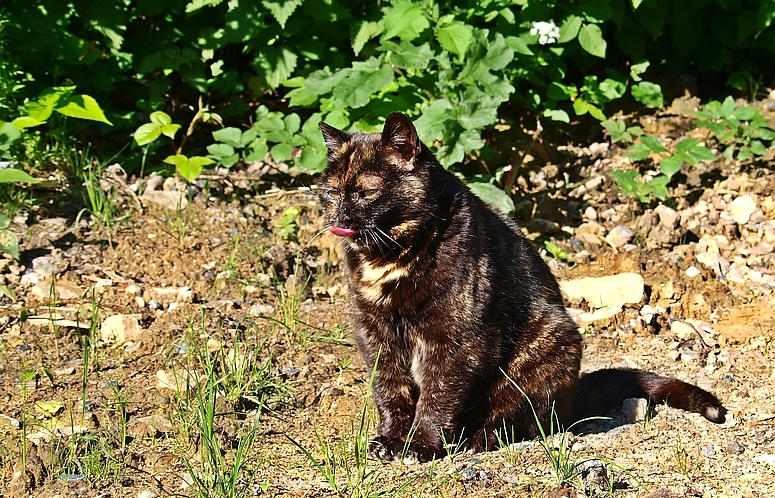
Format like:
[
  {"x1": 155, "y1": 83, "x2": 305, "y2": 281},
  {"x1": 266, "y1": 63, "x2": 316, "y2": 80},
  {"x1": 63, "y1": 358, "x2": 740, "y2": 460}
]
[
  {"x1": 289, "y1": 350, "x2": 413, "y2": 497},
  {"x1": 276, "y1": 254, "x2": 309, "y2": 337},
  {"x1": 674, "y1": 430, "x2": 702, "y2": 479},
  {"x1": 75, "y1": 154, "x2": 127, "y2": 242}
]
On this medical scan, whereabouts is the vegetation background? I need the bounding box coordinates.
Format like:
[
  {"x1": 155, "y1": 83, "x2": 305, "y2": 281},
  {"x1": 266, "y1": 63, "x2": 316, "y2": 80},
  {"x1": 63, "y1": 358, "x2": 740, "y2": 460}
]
[{"x1": 1, "y1": 1, "x2": 775, "y2": 496}]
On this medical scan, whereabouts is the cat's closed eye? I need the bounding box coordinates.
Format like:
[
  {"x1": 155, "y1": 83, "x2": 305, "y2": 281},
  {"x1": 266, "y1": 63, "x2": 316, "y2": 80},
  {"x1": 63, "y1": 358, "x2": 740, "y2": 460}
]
[{"x1": 360, "y1": 189, "x2": 379, "y2": 201}]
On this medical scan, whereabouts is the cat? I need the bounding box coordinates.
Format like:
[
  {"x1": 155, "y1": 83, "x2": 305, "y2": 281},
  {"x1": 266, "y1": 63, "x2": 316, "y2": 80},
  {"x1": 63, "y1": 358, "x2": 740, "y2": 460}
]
[{"x1": 316, "y1": 112, "x2": 726, "y2": 463}]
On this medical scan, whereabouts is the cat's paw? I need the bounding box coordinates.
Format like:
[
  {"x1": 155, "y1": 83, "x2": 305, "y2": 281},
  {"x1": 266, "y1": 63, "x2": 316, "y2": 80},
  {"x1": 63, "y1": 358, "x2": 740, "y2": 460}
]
[{"x1": 368, "y1": 436, "x2": 405, "y2": 461}]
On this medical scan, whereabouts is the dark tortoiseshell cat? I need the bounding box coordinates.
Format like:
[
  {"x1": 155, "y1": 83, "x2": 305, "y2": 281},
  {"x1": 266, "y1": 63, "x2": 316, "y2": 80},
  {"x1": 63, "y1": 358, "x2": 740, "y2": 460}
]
[{"x1": 317, "y1": 112, "x2": 726, "y2": 463}]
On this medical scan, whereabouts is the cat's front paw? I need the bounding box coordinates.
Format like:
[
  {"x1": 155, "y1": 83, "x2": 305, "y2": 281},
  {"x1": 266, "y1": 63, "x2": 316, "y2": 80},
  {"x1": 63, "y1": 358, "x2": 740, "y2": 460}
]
[{"x1": 368, "y1": 435, "x2": 405, "y2": 461}]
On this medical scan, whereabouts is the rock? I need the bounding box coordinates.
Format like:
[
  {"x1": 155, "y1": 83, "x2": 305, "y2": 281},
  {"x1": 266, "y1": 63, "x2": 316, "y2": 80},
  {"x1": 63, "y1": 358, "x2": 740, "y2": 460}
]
[
  {"x1": 560, "y1": 272, "x2": 645, "y2": 311},
  {"x1": 725, "y1": 440, "x2": 745, "y2": 454},
  {"x1": 156, "y1": 369, "x2": 197, "y2": 393},
  {"x1": 583, "y1": 206, "x2": 598, "y2": 221},
  {"x1": 696, "y1": 252, "x2": 730, "y2": 277},
  {"x1": 644, "y1": 489, "x2": 680, "y2": 498},
  {"x1": 670, "y1": 320, "x2": 697, "y2": 340},
  {"x1": 127, "y1": 415, "x2": 173, "y2": 438},
  {"x1": 125, "y1": 284, "x2": 141, "y2": 294},
  {"x1": 701, "y1": 446, "x2": 716, "y2": 457},
  {"x1": 654, "y1": 204, "x2": 680, "y2": 228},
  {"x1": 101, "y1": 314, "x2": 143, "y2": 345},
  {"x1": 730, "y1": 194, "x2": 756, "y2": 224},
  {"x1": 148, "y1": 286, "x2": 195, "y2": 304},
  {"x1": 30, "y1": 279, "x2": 84, "y2": 301},
  {"x1": 685, "y1": 266, "x2": 701, "y2": 278},
  {"x1": 138, "y1": 490, "x2": 159, "y2": 498},
  {"x1": 141, "y1": 190, "x2": 188, "y2": 210},
  {"x1": 604, "y1": 225, "x2": 634, "y2": 248},
  {"x1": 622, "y1": 398, "x2": 648, "y2": 423}
]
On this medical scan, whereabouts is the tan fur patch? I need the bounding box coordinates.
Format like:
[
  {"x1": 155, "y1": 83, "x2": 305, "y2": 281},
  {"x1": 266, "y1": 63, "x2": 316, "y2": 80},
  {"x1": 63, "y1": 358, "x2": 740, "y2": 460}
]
[
  {"x1": 360, "y1": 260, "x2": 407, "y2": 284},
  {"x1": 390, "y1": 219, "x2": 421, "y2": 239}
]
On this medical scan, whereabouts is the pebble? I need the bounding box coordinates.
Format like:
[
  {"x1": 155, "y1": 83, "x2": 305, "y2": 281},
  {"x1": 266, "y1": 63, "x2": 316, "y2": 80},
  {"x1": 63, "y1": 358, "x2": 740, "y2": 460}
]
[
  {"x1": 701, "y1": 446, "x2": 716, "y2": 457},
  {"x1": 101, "y1": 314, "x2": 143, "y2": 345},
  {"x1": 605, "y1": 225, "x2": 634, "y2": 248},
  {"x1": 730, "y1": 194, "x2": 756, "y2": 224},
  {"x1": 725, "y1": 440, "x2": 745, "y2": 454},
  {"x1": 138, "y1": 491, "x2": 159, "y2": 498},
  {"x1": 685, "y1": 266, "x2": 701, "y2": 278},
  {"x1": 622, "y1": 398, "x2": 648, "y2": 423}
]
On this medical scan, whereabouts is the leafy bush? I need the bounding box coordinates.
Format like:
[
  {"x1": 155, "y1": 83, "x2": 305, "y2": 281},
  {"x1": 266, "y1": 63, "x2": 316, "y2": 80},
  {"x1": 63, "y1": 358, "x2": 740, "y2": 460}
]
[{"x1": 1, "y1": 0, "x2": 774, "y2": 192}]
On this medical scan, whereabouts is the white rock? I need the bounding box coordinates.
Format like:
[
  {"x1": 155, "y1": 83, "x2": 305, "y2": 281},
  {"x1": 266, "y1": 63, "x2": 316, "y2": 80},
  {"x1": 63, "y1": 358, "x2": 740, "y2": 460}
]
[
  {"x1": 671, "y1": 320, "x2": 697, "y2": 340},
  {"x1": 560, "y1": 272, "x2": 645, "y2": 310},
  {"x1": 685, "y1": 266, "x2": 701, "y2": 278},
  {"x1": 138, "y1": 491, "x2": 159, "y2": 498},
  {"x1": 730, "y1": 194, "x2": 756, "y2": 224},
  {"x1": 654, "y1": 204, "x2": 679, "y2": 228},
  {"x1": 149, "y1": 286, "x2": 194, "y2": 303},
  {"x1": 141, "y1": 190, "x2": 189, "y2": 210},
  {"x1": 604, "y1": 225, "x2": 635, "y2": 248},
  {"x1": 101, "y1": 314, "x2": 143, "y2": 345}
]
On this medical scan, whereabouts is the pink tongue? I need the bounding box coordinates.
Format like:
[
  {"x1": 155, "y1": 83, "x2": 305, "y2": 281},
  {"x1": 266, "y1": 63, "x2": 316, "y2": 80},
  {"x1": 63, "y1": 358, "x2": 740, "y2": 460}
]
[{"x1": 330, "y1": 226, "x2": 357, "y2": 237}]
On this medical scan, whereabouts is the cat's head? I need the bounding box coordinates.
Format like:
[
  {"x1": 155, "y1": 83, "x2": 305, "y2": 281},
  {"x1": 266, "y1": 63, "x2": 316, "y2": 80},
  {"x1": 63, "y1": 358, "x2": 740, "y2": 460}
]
[{"x1": 317, "y1": 112, "x2": 433, "y2": 257}]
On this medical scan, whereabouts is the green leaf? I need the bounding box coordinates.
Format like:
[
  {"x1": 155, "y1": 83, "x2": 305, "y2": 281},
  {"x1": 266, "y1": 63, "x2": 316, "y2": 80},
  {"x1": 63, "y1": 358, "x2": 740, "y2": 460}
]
[
  {"x1": 11, "y1": 116, "x2": 45, "y2": 130},
  {"x1": 415, "y1": 99, "x2": 454, "y2": 142},
  {"x1": 184, "y1": 156, "x2": 215, "y2": 181},
  {"x1": 381, "y1": 41, "x2": 435, "y2": 70},
  {"x1": 159, "y1": 124, "x2": 181, "y2": 140},
  {"x1": 543, "y1": 109, "x2": 570, "y2": 123},
  {"x1": 558, "y1": 15, "x2": 582, "y2": 43},
  {"x1": 749, "y1": 140, "x2": 768, "y2": 156},
  {"x1": 626, "y1": 143, "x2": 652, "y2": 160},
  {"x1": 435, "y1": 21, "x2": 473, "y2": 60},
  {"x1": 641, "y1": 135, "x2": 668, "y2": 153},
  {"x1": 381, "y1": 0, "x2": 430, "y2": 42},
  {"x1": 504, "y1": 36, "x2": 533, "y2": 56},
  {"x1": 134, "y1": 123, "x2": 161, "y2": 146},
  {"x1": 271, "y1": 142, "x2": 295, "y2": 162},
  {"x1": 332, "y1": 59, "x2": 394, "y2": 109},
  {"x1": 284, "y1": 114, "x2": 301, "y2": 134},
  {"x1": 244, "y1": 141, "x2": 269, "y2": 162},
  {"x1": 0, "y1": 229, "x2": 20, "y2": 260},
  {"x1": 163, "y1": 154, "x2": 189, "y2": 169},
  {"x1": 150, "y1": 111, "x2": 172, "y2": 126},
  {"x1": 207, "y1": 143, "x2": 236, "y2": 158},
  {"x1": 544, "y1": 240, "x2": 568, "y2": 260},
  {"x1": 55, "y1": 94, "x2": 113, "y2": 125},
  {"x1": 262, "y1": 0, "x2": 304, "y2": 30},
  {"x1": 719, "y1": 96, "x2": 735, "y2": 118},
  {"x1": 598, "y1": 78, "x2": 627, "y2": 101},
  {"x1": 353, "y1": 21, "x2": 384, "y2": 56},
  {"x1": 296, "y1": 147, "x2": 325, "y2": 173},
  {"x1": 256, "y1": 47, "x2": 298, "y2": 89},
  {"x1": 573, "y1": 98, "x2": 606, "y2": 120},
  {"x1": 659, "y1": 156, "x2": 682, "y2": 178},
  {"x1": 630, "y1": 61, "x2": 649, "y2": 82},
  {"x1": 0, "y1": 122, "x2": 22, "y2": 152},
  {"x1": 0, "y1": 168, "x2": 40, "y2": 184},
  {"x1": 578, "y1": 24, "x2": 606, "y2": 58},
  {"x1": 631, "y1": 81, "x2": 664, "y2": 108},
  {"x1": 732, "y1": 106, "x2": 758, "y2": 121},
  {"x1": 213, "y1": 127, "x2": 244, "y2": 148},
  {"x1": 468, "y1": 182, "x2": 515, "y2": 215}
]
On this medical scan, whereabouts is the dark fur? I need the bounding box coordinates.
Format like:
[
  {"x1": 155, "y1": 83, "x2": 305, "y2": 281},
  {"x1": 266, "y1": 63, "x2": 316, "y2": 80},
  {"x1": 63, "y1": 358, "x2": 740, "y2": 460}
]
[{"x1": 317, "y1": 112, "x2": 726, "y2": 463}]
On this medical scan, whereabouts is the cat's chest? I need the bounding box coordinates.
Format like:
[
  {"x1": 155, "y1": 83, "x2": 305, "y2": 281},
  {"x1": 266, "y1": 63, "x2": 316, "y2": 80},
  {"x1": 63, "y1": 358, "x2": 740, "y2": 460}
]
[{"x1": 347, "y1": 257, "x2": 415, "y2": 308}]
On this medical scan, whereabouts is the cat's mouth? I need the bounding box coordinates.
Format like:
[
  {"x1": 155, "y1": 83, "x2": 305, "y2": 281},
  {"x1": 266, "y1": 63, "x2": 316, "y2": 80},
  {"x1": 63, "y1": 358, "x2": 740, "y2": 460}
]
[{"x1": 330, "y1": 226, "x2": 357, "y2": 238}]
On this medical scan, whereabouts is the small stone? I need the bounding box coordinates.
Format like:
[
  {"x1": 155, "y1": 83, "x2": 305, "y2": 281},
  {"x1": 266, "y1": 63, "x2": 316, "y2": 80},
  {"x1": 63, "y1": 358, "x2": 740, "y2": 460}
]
[
  {"x1": 685, "y1": 266, "x2": 701, "y2": 278},
  {"x1": 54, "y1": 367, "x2": 76, "y2": 376},
  {"x1": 680, "y1": 350, "x2": 698, "y2": 362},
  {"x1": 101, "y1": 314, "x2": 143, "y2": 345},
  {"x1": 148, "y1": 300, "x2": 163, "y2": 310},
  {"x1": 730, "y1": 194, "x2": 756, "y2": 224},
  {"x1": 583, "y1": 206, "x2": 598, "y2": 221},
  {"x1": 622, "y1": 398, "x2": 648, "y2": 423},
  {"x1": 725, "y1": 440, "x2": 745, "y2": 454},
  {"x1": 142, "y1": 190, "x2": 189, "y2": 210},
  {"x1": 138, "y1": 490, "x2": 159, "y2": 498},
  {"x1": 604, "y1": 225, "x2": 634, "y2": 248},
  {"x1": 560, "y1": 272, "x2": 645, "y2": 310},
  {"x1": 700, "y1": 446, "x2": 716, "y2": 457},
  {"x1": 125, "y1": 284, "x2": 141, "y2": 295},
  {"x1": 127, "y1": 415, "x2": 173, "y2": 438},
  {"x1": 654, "y1": 204, "x2": 680, "y2": 228},
  {"x1": 671, "y1": 320, "x2": 697, "y2": 340},
  {"x1": 149, "y1": 286, "x2": 195, "y2": 303}
]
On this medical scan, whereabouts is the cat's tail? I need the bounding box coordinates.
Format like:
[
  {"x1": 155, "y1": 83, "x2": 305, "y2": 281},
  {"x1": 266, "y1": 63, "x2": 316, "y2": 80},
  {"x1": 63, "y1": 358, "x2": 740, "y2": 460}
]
[{"x1": 573, "y1": 369, "x2": 726, "y2": 423}]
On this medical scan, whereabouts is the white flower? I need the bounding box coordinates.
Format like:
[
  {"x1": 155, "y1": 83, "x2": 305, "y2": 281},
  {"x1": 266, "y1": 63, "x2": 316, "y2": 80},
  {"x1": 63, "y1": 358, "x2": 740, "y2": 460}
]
[{"x1": 530, "y1": 21, "x2": 560, "y2": 45}]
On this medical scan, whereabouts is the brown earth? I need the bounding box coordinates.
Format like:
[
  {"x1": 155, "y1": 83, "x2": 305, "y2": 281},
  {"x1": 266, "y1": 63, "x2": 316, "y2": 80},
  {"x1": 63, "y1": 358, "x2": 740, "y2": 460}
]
[{"x1": 1, "y1": 106, "x2": 775, "y2": 497}]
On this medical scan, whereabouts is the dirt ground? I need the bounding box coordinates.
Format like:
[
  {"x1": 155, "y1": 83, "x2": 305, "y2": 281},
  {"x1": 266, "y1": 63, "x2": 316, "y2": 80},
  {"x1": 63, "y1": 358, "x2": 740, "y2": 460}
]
[{"x1": 1, "y1": 103, "x2": 775, "y2": 497}]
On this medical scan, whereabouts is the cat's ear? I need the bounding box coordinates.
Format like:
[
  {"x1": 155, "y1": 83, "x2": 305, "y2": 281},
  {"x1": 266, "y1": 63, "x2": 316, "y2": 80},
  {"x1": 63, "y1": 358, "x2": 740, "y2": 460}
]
[
  {"x1": 382, "y1": 112, "x2": 420, "y2": 171},
  {"x1": 319, "y1": 122, "x2": 350, "y2": 152}
]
